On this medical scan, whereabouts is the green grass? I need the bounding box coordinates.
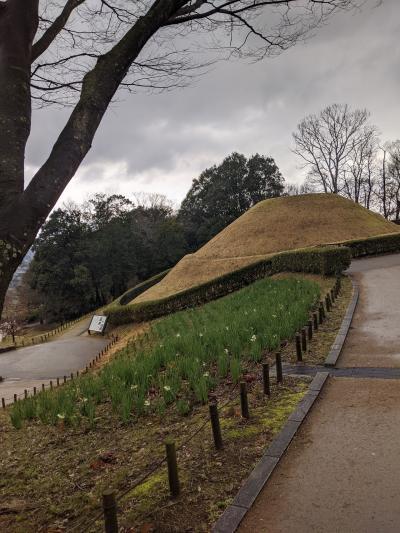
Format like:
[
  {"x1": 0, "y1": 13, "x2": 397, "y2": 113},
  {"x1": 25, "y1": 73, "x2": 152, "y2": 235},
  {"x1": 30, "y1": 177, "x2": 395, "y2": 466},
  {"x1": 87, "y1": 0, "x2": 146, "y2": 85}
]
[{"x1": 10, "y1": 277, "x2": 319, "y2": 428}]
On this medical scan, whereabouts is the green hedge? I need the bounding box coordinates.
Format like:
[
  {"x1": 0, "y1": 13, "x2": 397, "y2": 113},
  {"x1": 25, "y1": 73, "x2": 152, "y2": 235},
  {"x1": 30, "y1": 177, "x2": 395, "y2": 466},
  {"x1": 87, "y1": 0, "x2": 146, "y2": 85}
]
[
  {"x1": 106, "y1": 246, "x2": 351, "y2": 325},
  {"x1": 343, "y1": 232, "x2": 400, "y2": 258},
  {"x1": 118, "y1": 269, "x2": 171, "y2": 306}
]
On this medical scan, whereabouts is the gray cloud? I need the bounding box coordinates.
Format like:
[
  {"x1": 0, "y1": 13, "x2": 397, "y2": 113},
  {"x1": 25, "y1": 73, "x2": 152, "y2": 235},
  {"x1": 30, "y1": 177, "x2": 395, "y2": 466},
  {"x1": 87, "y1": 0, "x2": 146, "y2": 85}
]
[{"x1": 26, "y1": 0, "x2": 400, "y2": 205}]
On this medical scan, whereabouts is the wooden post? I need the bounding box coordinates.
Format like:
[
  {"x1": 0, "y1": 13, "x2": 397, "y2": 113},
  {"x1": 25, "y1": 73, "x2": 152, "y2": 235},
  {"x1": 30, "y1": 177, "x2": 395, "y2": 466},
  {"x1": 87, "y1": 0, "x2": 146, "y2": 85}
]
[
  {"x1": 42, "y1": 384, "x2": 45, "y2": 392},
  {"x1": 70, "y1": 373, "x2": 74, "y2": 380},
  {"x1": 276, "y1": 352, "x2": 283, "y2": 383},
  {"x1": 295, "y1": 333, "x2": 302, "y2": 362},
  {"x1": 240, "y1": 381, "x2": 250, "y2": 419},
  {"x1": 57, "y1": 377, "x2": 60, "y2": 387},
  {"x1": 330, "y1": 288, "x2": 335, "y2": 303},
  {"x1": 64, "y1": 376, "x2": 67, "y2": 384},
  {"x1": 209, "y1": 402, "x2": 223, "y2": 449},
  {"x1": 14, "y1": 394, "x2": 17, "y2": 403},
  {"x1": 102, "y1": 490, "x2": 118, "y2": 533},
  {"x1": 2, "y1": 398, "x2": 5, "y2": 409},
  {"x1": 33, "y1": 387, "x2": 37, "y2": 396},
  {"x1": 24, "y1": 389, "x2": 27, "y2": 399},
  {"x1": 307, "y1": 320, "x2": 313, "y2": 341},
  {"x1": 165, "y1": 441, "x2": 180, "y2": 497},
  {"x1": 325, "y1": 294, "x2": 331, "y2": 312},
  {"x1": 50, "y1": 381, "x2": 53, "y2": 390},
  {"x1": 301, "y1": 328, "x2": 307, "y2": 352},
  {"x1": 262, "y1": 363, "x2": 270, "y2": 396},
  {"x1": 313, "y1": 312, "x2": 318, "y2": 331}
]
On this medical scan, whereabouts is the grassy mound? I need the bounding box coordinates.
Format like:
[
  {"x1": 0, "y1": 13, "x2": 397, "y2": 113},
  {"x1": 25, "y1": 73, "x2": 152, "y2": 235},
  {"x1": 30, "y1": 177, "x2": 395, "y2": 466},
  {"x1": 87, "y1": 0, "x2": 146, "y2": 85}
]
[{"x1": 135, "y1": 194, "x2": 399, "y2": 303}]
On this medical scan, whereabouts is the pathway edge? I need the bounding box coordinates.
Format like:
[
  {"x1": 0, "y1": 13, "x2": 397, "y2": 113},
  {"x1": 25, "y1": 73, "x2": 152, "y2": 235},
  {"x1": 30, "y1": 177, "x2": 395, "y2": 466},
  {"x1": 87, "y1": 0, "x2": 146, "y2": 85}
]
[
  {"x1": 212, "y1": 371, "x2": 329, "y2": 533},
  {"x1": 324, "y1": 277, "x2": 359, "y2": 367}
]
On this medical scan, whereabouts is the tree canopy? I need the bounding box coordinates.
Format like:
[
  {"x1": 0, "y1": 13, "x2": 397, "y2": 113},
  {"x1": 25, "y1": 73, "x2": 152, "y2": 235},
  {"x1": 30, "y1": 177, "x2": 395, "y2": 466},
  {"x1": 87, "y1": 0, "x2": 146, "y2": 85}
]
[
  {"x1": 179, "y1": 152, "x2": 284, "y2": 249},
  {"x1": 0, "y1": 0, "x2": 359, "y2": 317},
  {"x1": 27, "y1": 194, "x2": 187, "y2": 321}
]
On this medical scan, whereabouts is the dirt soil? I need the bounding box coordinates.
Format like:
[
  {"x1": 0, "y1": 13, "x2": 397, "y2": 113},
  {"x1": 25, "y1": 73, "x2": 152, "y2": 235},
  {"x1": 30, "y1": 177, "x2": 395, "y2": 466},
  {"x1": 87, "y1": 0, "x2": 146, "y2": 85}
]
[{"x1": 0, "y1": 375, "x2": 309, "y2": 533}]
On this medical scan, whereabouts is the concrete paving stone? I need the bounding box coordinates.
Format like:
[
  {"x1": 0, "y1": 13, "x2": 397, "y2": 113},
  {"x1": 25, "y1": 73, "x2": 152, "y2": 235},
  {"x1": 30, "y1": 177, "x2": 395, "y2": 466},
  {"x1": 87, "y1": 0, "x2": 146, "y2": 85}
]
[
  {"x1": 232, "y1": 455, "x2": 279, "y2": 509},
  {"x1": 212, "y1": 505, "x2": 248, "y2": 533},
  {"x1": 264, "y1": 420, "x2": 300, "y2": 458}
]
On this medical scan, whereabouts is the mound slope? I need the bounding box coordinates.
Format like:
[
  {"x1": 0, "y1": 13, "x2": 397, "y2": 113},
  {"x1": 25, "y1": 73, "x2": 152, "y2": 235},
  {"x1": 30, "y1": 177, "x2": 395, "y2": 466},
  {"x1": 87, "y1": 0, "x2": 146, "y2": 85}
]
[{"x1": 135, "y1": 194, "x2": 400, "y2": 303}]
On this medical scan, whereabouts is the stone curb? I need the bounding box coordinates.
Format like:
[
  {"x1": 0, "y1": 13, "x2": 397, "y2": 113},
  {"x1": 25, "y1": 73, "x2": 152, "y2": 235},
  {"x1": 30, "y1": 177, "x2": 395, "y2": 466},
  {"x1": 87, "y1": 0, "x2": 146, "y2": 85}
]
[
  {"x1": 324, "y1": 277, "x2": 359, "y2": 367},
  {"x1": 212, "y1": 372, "x2": 329, "y2": 533},
  {"x1": 0, "y1": 346, "x2": 16, "y2": 354}
]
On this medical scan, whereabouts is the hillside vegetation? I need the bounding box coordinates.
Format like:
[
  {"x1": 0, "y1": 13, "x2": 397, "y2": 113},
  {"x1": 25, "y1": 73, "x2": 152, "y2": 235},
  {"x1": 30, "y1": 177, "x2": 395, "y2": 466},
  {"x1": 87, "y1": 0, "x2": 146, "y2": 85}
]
[{"x1": 135, "y1": 194, "x2": 399, "y2": 303}]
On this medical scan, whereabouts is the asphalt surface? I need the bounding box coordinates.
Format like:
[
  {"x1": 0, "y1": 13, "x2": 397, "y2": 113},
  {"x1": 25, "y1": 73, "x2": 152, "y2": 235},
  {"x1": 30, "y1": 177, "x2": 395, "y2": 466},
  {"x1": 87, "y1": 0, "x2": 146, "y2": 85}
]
[
  {"x1": 338, "y1": 253, "x2": 400, "y2": 367},
  {"x1": 239, "y1": 253, "x2": 400, "y2": 533},
  {"x1": 0, "y1": 317, "x2": 108, "y2": 401}
]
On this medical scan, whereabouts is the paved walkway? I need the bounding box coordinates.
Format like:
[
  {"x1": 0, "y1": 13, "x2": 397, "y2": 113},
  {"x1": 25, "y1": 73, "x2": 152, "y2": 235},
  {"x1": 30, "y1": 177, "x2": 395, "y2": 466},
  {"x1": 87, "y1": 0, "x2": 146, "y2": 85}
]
[
  {"x1": 239, "y1": 253, "x2": 400, "y2": 533},
  {"x1": 0, "y1": 316, "x2": 108, "y2": 403}
]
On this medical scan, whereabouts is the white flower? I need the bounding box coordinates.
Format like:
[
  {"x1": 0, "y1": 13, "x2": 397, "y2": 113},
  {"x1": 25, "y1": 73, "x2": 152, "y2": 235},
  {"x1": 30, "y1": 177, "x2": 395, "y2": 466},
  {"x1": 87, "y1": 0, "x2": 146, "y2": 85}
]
[
  {"x1": 199, "y1": 333, "x2": 203, "y2": 337},
  {"x1": 159, "y1": 344, "x2": 164, "y2": 348},
  {"x1": 244, "y1": 311, "x2": 248, "y2": 316},
  {"x1": 144, "y1": 400, "x2": 151, "y2": 407},
  {"x1": 203, "y1": 372, "x2": 210, "y2": 378},
  {"x1": 250, "y1": 334, "x2": 257, "y2": 342},
  {"x1": 163, "y1": 385, "x2": 171, "y2": 392},
  {"x1": 202, "y1": 361, "x2": 207, "y2": 367},
  {"x1": 176, "y1": 333, "x2": 181, "y2": 338},
  {"x1": 225, "y1": 326, "x2": 229, "y2": 331},
  {"x1": 224, "y1": 348, "x2": 229, "y2": 354},
  {"x1": 83, "y1": 397, "x2": 88, "y2": 402},
  {"x1": 130, "y1": 384, "x2": 138, "y2": 390},
  {"x1": 57, "y1": 413, "x2": 65, "y2": 420}
]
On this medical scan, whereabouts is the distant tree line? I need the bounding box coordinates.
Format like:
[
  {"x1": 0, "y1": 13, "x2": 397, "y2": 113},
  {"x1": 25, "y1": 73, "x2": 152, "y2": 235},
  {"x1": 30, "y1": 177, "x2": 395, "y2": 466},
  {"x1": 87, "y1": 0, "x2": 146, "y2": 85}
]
[
  {"x1": 293, "y1": 103, "x2": 400, "y2": 219},
  {"x1": 23, "y1": 152, "x2": 285, "y2": 322}
]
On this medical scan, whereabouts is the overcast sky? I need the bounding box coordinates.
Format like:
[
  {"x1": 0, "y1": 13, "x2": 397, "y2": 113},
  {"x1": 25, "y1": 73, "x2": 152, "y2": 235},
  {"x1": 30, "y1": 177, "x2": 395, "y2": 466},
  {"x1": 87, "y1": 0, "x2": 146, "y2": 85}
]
[{"x1": 26, "y1": 0, "x2": 400, "y2": 208}]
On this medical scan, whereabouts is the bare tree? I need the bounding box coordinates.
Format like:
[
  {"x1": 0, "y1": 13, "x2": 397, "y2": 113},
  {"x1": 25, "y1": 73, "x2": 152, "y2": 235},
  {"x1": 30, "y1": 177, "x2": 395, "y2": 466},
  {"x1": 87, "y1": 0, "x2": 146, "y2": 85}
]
[
  {"x1": 342, "y1": 125, "x2": 379, "y2": 208},
  {"x1": 0, "y1": 0, "x2": 359, "y2": 316},
  {"x1": 376, "y1": 141, "x2": 400, "y2": 220},
  {"x1": 293, "y1": 103, "x2": 379, "y2": 204}
]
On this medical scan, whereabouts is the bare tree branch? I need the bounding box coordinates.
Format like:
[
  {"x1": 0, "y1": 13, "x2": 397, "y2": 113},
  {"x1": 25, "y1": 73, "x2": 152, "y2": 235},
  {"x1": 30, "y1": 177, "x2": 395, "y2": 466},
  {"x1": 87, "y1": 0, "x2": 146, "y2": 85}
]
[{"x1": 32, "y1": 0, "x2": 86, "y2": 62}]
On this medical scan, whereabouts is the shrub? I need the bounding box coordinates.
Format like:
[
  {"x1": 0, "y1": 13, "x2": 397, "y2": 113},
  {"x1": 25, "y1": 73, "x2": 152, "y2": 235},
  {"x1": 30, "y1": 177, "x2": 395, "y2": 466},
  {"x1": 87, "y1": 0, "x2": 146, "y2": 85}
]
[
  {"x1": 342, "y1": 232, "x2": 400, "y2": 258},
  {"x1": 118, "y1": 269, "x2": 171, "y2": 305},
  {"x1": 106, "y1": 246, "x2": 350, "y2": 325}
]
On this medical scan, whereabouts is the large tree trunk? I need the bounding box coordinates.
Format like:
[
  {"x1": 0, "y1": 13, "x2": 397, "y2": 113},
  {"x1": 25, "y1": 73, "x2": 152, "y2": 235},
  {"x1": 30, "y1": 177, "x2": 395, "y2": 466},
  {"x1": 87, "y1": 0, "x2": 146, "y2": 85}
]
[
  {"x1": 0, "y1": 0, "x2": 38, "y2": 319},
  {"x1": 0, "y1": 0, "x2": 188, "y2": 319}
]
